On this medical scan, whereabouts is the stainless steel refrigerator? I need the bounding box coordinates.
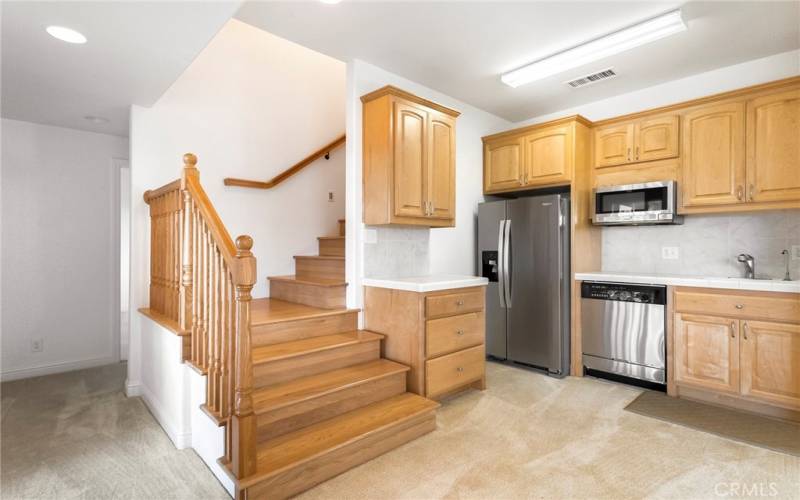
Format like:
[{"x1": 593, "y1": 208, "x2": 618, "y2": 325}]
[{"x1": 477, "y1": 194, "x2": 571, "y2": 376}]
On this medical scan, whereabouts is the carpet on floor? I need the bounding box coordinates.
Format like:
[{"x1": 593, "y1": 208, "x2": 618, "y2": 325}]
[{"x1": 625, "y1": 389, "x2": 800, "y2": 457}]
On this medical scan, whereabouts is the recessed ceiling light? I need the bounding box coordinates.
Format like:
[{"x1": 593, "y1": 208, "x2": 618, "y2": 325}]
[
  {"x1": 84, "y1": 115, "x2": 109, "y2": 124},
  {"x1": 46, "y1": 26, "x2": 87, "y2": 44},
  {"x1": 501, "y1": 9, "x2": 687, "y2": 88},
  {"x1": 320, "y1": 0, "x2": 342, "y2": 4}
]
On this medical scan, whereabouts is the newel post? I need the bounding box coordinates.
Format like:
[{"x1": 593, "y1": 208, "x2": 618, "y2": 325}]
[
  {"x1": 179, "y1": 153, "x2": 198, "y2": 335},
  {"x1": 231, "y1": 234, "x2": 257, "y2": 479}
]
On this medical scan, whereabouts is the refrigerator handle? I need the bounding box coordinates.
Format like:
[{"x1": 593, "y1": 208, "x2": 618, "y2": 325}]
[
  {"x1": 497, "y1": 220, "x2": 506, "y2": 308},
  {"x1": 503, "y1": 219, "x2": 512, "y2": 308}
]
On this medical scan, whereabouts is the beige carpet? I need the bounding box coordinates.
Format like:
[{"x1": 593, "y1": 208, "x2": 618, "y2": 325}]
[
  {"x1": 626, "y1": 389, "x2": 800, "y2": 457},
  {"x1": 1, "y1": 363, "x2": 229, "y2": 500},
  {"x1": 2, "y1": 362, "x2": 799, "y2": 500}
]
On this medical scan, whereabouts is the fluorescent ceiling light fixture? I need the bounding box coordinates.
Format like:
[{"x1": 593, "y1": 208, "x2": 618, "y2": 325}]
[
  {"x1": 46, "y1": 25, "x2": 87, "y2": 44},
  {"x1": 501, "y1": 9, "x2": 686, "y2": 88}
]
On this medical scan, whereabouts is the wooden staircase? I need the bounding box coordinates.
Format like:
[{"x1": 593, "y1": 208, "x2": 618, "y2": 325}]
[
  {"x1": 229, "y1": 219, "x2": 438, "y2": 499},
  {"x1": 144, "y1": 157, "x2": 436, "y2": 500}
]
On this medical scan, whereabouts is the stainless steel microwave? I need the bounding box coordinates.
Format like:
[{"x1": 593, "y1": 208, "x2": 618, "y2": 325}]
[{"x1": 592, "y1": 181, "x2": 683, "y2": 225}]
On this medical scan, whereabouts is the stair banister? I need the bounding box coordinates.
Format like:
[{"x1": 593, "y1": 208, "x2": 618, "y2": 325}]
[{"x1": 144, "y1": 153, "x2": 257, "y2": 479}]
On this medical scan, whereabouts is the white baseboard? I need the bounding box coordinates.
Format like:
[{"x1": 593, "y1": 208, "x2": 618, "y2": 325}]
[
  {"x1": 140, "y1": 384, "x2": 192, "y2": 449},
  {"x1": 0, "y1": 355, "x2": 119, "y2": 382}
]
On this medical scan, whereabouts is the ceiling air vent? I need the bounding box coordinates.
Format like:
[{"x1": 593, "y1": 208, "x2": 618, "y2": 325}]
[{"x1": 565, "y1": 68, "x2": 617, "y2": 88}]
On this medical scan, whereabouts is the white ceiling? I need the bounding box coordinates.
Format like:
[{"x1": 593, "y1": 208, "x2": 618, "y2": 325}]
[
  {"x1": 1, "y1": 1, "x2": 242, "y2": 137},
  {"x1": 235, "y1": 1, "x2": 800, "y2": 122}
]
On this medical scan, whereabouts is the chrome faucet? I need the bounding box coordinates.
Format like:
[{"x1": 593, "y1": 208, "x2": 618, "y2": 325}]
[
  {"x1": 781, "y1": 249, "x2": 791, "y2": 281},
  {"x1": 737, "y1": 253, "x2": 755, "y2": 279}
]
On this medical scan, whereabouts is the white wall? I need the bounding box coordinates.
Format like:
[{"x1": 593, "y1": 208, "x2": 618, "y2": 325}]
[
  {"x1": 345, "y1": 59, "x2": 511, "y2": 310},
  {"x1": 128, "y1": 19, "x2": 346, "y2": 395},
  {"x1": 1, "y1": 119, "x2": 128, "y2": 380}
]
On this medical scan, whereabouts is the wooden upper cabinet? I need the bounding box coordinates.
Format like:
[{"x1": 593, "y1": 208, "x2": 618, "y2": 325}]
[
  {"x1": 523, "y1": 123, "x2": 573, "y2": 186},
  {"x1": 393, "y1": 101, "x2": 428, "y2": 219},
  {"x1": 483, "y1": 116, "x2": 588, "y2": 194},
  {"x1": 595, "y1": 123, "x2": 634, "y2": 168},
  {"x1": 746, "y1": 89, "x2": 800, "y2": 203},
  {"x1": 362, "y1": 86, "x2": 459, "y2": 227},
  {"x1": 674, "y1": 313, "x2": 740, "y2": 394},
  {"x1": 634, "y1": 115, "x2": 679, "y2": 162},
  {"x1": 681, "y1": 102, "x2": 746, "y2": 207},
  {"x1": 484, "y1": 137, "x2": 523, "y2": 193},
  {"x1": 739, "y1": 320, "x2": 800, "y2": 410},
  {"x1": 427, "y1": 113, "x2": 456, "y2": 220}
]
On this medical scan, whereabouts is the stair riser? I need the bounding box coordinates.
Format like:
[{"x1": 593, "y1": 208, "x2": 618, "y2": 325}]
[
  {"x1": 254, "y1": 341, "x2": 380, "y2": 388},
  {"x1": 251, "y1": 311, "x2": 358, "y2": 347},
  {"x1": 257, "y1": 372, "x2": 406, "y2": 443},
  {"x1": 295, "y1": 257, "x2": 344, "y2": 281},
  {"x1": 244, "y1": 412, "x2": 436, "y2": 500},
  {"x1": 318, "y1": 238, "x2": 345, "y2": 257},
  {"x1": 269, "y1": 280, "x2": 346, "y2": 310}
]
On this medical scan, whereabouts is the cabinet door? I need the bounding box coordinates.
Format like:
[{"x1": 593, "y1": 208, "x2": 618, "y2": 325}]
[
  {"x1": 393, "y1": 101, "x2": 428, "y2": 218},
  {"x1": 594, "y1": 123, "x2": 634, "y2": 168},
  {"x1": 746, "y1": 89, "x2": 800, "y2": 203},
  {"x1": 523, "y1": 124, "x2": 573, "y2": 186},
  {"x1": 674, "y1": 313, "x2": 740, "y2": 394},
  {"x1": 740, "y1": 320, "x2": 800, "y2": 410},
  {"x1": 427, "y1": 112, "x2": 455, "y2": 220},
  {"x1": 484, "y1": 137, "x2": 523, "y2": 193},
  {"x1": 682, "y1": 102, "x2": 746, "y2": 207},
  {"x1": 634, "y1": 115, "x2": 679, "y2": 162}
]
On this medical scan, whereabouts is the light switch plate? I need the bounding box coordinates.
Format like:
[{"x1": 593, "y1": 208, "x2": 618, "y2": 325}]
[
  {"x1": 661, "y1": 246, "x2": 679, "y2": 260},
  {"x1": 363, "y1": 228, "x2": 377, "y2": 244},
  {"x1": 792, "y1": 245, "x2": 800, "y2": 261}
]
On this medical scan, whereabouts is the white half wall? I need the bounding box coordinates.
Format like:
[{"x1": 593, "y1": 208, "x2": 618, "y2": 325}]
[
  {"x1": 128, "y1": 18, "x2": 346, "y2": 390},
  {"x1": 345, "y1": 59, "x2": 511, "y2": 313},
  {"x1": 1, "y1": 118, "x2": 128, "y2": 380}
]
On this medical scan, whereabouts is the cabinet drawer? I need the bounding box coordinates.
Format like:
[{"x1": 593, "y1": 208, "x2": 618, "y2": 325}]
[
  {"x1": 674, "y1": 288, "x2": 800, "y2": 323},
  {"x1": 426, "y1": 289, "x2": 484, "y2": 318},
  {"x1": 426, "y1": 312, "x2": 484, "y2": 358},
  {"x1": 425, "y1": 345, "x2": 485, "y2": 398}
]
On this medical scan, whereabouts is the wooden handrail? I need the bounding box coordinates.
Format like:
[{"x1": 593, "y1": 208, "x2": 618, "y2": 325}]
[
  {"x1": 223, "y1": 134, "x2": 346, "y2": 189},
  {"x1": 144, "y1": 153, "x2": 258, "y2": 479}
]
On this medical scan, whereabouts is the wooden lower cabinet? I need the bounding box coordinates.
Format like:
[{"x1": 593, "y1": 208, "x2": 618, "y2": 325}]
[
  {"x1": 364, "y1": 285, "x2": 487, "y2": 399},
  {"x1": 674, "y1": 313, "x2": 740, "y2": 394},
  {"x1": 673, "y1": 287, "x2": 800, "y2": 414}
]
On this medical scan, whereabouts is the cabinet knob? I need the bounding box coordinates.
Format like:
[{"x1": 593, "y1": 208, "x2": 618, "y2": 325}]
[
  {"x1": 635, "y1": 146, "x2": 640, "y2": 160},
  {"x1": 749, "y1": 184, "x2": 755, "y2": 200},
  {"x1": 456, "y1": 329, "x2": 465, "y2": 336},
  {"x1": 735, "y1": 304, "x2": 743, "y2": 309},
  {"x1": 736, "y1": 186, "x2": 743, "y2": 200},
  {"x1": 627, "y1": 147, "x2": 631, "y2": 161},
  {"x1": 456, "y1": 300, "x2": 465, "y2": 306},
  {"x1": 456, "y1": 367, "x2": 464, "y2": 373}
]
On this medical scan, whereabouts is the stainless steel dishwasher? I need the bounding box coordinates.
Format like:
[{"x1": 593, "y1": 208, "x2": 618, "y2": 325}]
[{"x1": 581, "y1": 281, "x2": 666, "y2": 386}]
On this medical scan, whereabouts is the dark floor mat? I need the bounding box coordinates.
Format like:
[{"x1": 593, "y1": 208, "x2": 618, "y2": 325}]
[{"x1": 625, "y1": 390, "x2": 800, "y2": 456}]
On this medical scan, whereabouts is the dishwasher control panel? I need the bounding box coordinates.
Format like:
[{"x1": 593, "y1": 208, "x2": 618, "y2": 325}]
[{"x1": 581, "y1": 281, "x2": 666, "y2": 305}]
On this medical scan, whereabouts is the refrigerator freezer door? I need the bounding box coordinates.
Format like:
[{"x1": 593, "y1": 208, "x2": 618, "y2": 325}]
[
  {"x1": 506, "y1": 195, "x2": 564, "y2": 370},
  {"x1": 478, "y1": 201, "x2": 508, "y2": 359}
]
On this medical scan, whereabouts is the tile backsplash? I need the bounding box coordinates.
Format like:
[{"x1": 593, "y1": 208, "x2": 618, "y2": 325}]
[
  {"x1": 602, "y1": 210, "x2": 800, "y2": 279},
  {"x1": 363, "y1": 226, "x2": 429, "y2": 278}
]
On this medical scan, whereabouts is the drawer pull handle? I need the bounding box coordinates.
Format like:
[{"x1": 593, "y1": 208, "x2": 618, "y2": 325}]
[
  {"x1": 456, "y1": 300, "x2": 465, "y2": 306},
  {"x1": 730, "y1": 322, "x2": 735, "y2": 338},
  {"x1": 456, "y1": 329, "x2": 465, "y2": 336},
  {"x1": 456, "y1": 367, "x2": 464, "y2": 373},
  {"x1": 743, "y1": 322, "x2": 749, "y2": 340},
  {"x1": 735, "y1": 304, "x2": 744, "y2": 309}
]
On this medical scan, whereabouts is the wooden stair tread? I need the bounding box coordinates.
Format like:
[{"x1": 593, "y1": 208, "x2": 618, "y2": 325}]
[
  {"x1": 253, "y1": 359, "x2": 409, "y2": 413},
  {"x1": 256, "y1": 393, "x2": 438, "y2": 474},
  {"x1": 268, "y1": 275, "x2": 346, "y2": 287},
  {"x1": 317, "y1": 236, "x2": 344, "y2": 241},
  {"x1": 252, "y1": 330, "x2": 383, "y2": 364},
  {"x1": 294, "y1": 255, "x2": 345, "y2": 261},
  {"x1": 250, "y1": 298, "x2": 357, "y2": 326}
]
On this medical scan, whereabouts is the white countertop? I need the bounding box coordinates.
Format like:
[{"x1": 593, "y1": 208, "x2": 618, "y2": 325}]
[
  {"x1": 574, "y1": 271, "x2": 800, "y2": 293},
  {"x1": 362, "y1": 274, "x2": 488, "y2": 293}
]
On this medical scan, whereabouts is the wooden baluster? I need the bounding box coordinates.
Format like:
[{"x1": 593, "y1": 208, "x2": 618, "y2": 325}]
[
  {"x1": 180, "y1": 191, "x2": 193, "y2": 333},
  {"x1": 191, "y1": 206, "x2": 199, "y2": 366},
  {"x1": 173, "y1": 191, "x2": 180, "y2": 321},
  {"x1": 231, "y1": 235, "x2": 256, "y2": 478},
  {"x1": 208, "y1": 236, "x2": 218, "y2": 414},
  {"x1": 214, "y1": 248, "x2": 223, "y2": 414},
  {"x1": 199, "y1": 222, "x2": 206, "y2": 371}
]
